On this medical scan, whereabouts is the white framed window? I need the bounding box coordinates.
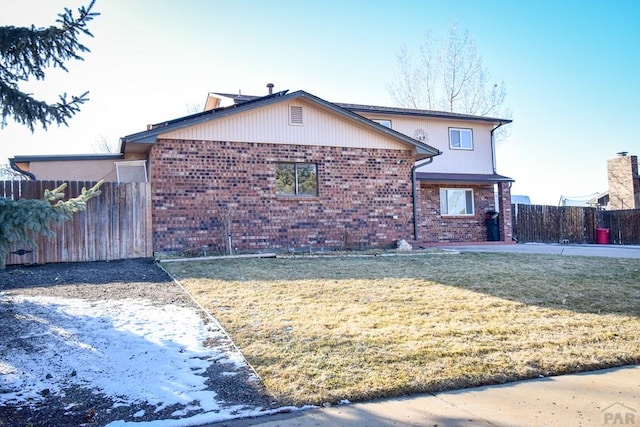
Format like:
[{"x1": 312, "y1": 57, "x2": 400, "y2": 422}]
[
  {"x1": 275, "y1": 162, "x2": 318, "y2": 196},
  {"x1": 115, "y1": 160, "x2": 147, "y2": 183},
  {"x1": 449, "y1": 128, "x2": 473, "y2": 150},
  {"x1": 440, "y1": 188, "x2": 474, "y2": 216},
  {"x1": 372, "y1": 119, "x2": 392, "y2": 128}
]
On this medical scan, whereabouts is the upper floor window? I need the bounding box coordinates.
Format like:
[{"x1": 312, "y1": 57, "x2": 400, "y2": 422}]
[
  {"x1": 276, "y1": 162, "x2": 318, "y2": 196},
  {"x1": 372, "y1": 119, "x2": 392, "y2": 128},
  {"x1": 440, "y1": 188, "x2": 474, "y2": 216},
  {"x1": 449, "y1": 128, "x2": 473, "y2": 150}
]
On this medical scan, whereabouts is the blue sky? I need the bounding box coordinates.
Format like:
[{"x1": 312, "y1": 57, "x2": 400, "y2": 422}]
[{"x1": 1, "y1": 0, "x2": 638, "y2": 205}]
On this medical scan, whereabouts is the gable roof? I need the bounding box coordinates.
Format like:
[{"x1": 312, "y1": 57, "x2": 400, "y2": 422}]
[
  {"x1": 336, "y1": 103, "x2": 512, "y2": 125},
  {"x1": 121, "y1": 90, "x2": 442, "y2": 159},
  {"x1": 202, "y1": 92, "x2": 511, "y2": 125},
  {"x1": 211, "y1": 92, "x2": 257, "y2": 104}
]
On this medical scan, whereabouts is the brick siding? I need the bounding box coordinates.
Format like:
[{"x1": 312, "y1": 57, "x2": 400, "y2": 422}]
[
  {"x1": 150, "y1": 139, "x2": 418, "y2": 255},
  {"x1": 417, "y1": 184, "x2": 498, "y2": 243},
  {"x1": 497, "y1": 181, "x2": 513, "y2": 242}
]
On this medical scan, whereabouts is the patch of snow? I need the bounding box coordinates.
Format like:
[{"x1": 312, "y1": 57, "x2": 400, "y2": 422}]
[{"x1": 0, "y1": 294, "x2": 269, "y2": 424}]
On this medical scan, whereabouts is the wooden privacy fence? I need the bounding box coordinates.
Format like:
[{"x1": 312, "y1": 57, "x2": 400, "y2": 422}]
[
  {"x1": 512, "y1": 204, "x2": 640, "y2": 245},
  {"x1": 1, "y1": 181, "x2": 152, "y2": 266}
]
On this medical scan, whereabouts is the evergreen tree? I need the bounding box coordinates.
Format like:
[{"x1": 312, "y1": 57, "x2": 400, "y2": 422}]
[
  {"x1": 0, "y1": 1, "x2": 99, "y2": 131},
  {"x1": 0, "y1": 181, "x2": 103, "y2": 268}
]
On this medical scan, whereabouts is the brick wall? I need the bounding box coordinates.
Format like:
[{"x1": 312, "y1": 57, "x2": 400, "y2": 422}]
[
  {"x1": 417, "y1": 183, "x2": 497, "y2": 243},
  {"x1": 150, "y1": 139, "x2": 417, "y2": 255},
  {"x1": 607, "y1": 154, "x2": 639, "y2": 210},
  {"x1": 497, "y1": 181, "x2": 513, "y2": 242}
]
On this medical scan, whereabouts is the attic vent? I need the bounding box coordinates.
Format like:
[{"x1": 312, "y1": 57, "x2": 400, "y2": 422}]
[
  {"x1": 116, "y1": 160, "x2": 148, "y2": 183},
  {"x1": 289, "y1": 105, "x2": 303, "y2": 125}
]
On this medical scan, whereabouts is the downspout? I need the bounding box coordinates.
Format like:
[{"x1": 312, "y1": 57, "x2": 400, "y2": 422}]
[
  {"x1": 490, "y1": 122, "x2": 505, "y2": 174},
  {"x1": 412, "y1": 157, "x2": 434, "y2": 241},
  {"x1": 9, "y1": 159, "x2": 36, "y2": 180},
  {"x1": 490, "y1": 121, "x2": 511, "y2": 242}
]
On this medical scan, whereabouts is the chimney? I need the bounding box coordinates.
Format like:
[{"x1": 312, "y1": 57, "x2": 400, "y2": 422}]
[
  {"x1": 267, "y1": 83, "x2": 274, "y2": 95},
  {"x1": 607, "y1": 152, "x2": 640, "y2": 210}
]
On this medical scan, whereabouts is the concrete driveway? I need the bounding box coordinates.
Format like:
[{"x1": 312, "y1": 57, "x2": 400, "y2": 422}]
[{"x1": 438, "y1": 243, "x2": 640, "y2": 259}]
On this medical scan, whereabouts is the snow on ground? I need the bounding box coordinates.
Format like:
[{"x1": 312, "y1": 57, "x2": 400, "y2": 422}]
[{"x1": 0, "y1": 294, "x2": 286, "y2": 425}]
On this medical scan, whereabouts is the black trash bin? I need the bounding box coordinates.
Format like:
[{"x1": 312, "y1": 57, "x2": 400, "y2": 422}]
[{"x1": 485, "y1": 211, "x2": 500, "y2": 241}]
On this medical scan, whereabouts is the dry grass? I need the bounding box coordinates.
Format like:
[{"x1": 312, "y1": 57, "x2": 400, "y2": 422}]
[{"x1": 162, "y1": 253, "x2": 640, "y2": 406}]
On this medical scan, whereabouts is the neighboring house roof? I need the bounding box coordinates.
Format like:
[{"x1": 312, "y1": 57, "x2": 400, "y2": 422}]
[
  {"x1": 211, "y1": 92, "x2": 258, "y2": 104},
  {"x1": 416, "y1": 172, "x2": 514, "y2": 184},
  {"x1": 121, "y1": 90, "x2": 442, "y2": 159},
  {"x1": 588, "y1": 191, "x2": 609, "y2": 206},
  {"x1": 11, "y1": 154, "x2": 124, "y2": 162},
  {"x1": 511, "y1": 195, "x2": 532, "y2": 205},
  {"x1": 335, "y1": 103, "x2": 512, "y2": 125},
  {"x1": 558, "y1": 193, "x2": 604, "y2": 207}
]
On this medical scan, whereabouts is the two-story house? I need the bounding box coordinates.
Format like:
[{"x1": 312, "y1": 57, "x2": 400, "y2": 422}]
[{"x1": 10, "y1": 88, "x2": 513, "y2": 256}]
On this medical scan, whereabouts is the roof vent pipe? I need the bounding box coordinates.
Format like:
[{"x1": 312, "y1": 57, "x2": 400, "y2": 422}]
[{"x1": 267, "y1": 83, "x2": 274, "y2": 94}]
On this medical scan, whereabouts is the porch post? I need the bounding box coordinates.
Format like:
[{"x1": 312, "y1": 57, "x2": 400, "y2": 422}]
[{"x1": 497, "y1": 182, "x2": 513, "y2": 242}]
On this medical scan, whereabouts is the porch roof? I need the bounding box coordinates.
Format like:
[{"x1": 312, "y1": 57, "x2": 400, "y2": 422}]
[{"x1": 417, "y1": 172, "x2": 514, "y2": 184}]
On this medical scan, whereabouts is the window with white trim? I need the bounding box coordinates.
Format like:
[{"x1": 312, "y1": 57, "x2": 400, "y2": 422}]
[
  {"x1": 440, "y1": 188, "x2": 474, "y2": 215},
  {"x1": 372, "y1": 119, "x2": 392, "y2": 128},
  {"x1": 449, "y1": 128, "x2": 473, "y2": 150},
  {"x1": 115, "y1": 160, "x2": 147, "y2": 183},
  {"x1": 276, "y1": 162, "x2": 317, "y2": 196}
]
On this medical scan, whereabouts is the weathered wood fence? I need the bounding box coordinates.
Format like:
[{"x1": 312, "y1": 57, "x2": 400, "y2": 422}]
[
  {"x1": 512, "y1": 204, "x2": 640, "y2": 245},
  {"x1": 1, "y1": 181, "x2": 152, "y2": 266}
]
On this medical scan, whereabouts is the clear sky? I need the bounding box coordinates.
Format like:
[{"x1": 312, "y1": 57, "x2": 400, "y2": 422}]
[{"x1": 1, "y1": 0, "x2": 639, "y2": 205}]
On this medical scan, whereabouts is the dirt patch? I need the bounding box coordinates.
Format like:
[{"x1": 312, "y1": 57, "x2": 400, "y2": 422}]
[{"x1": 0, "y1": 258, "x2": 277, "y2": 427}]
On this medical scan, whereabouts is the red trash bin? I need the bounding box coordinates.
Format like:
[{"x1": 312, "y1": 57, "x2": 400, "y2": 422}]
[{"x1": 596, "y1": 228, "x2": 610, "y2": 244}]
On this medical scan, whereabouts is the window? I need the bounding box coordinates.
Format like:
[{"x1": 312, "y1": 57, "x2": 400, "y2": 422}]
[
  {"x1": 440, "y1": 188, "x2": 474, "y2": 215},
  {"x1": 115, "y1": 160, "x2": 147, "y2": 183},
  {"x1": 372, "y1": 119, "x2": 392, "y2": 128},
  {"x1": 276, "y1": 163, "x2": 317, "y2": 196},
  {"x1": 449, "y1": 128, "x2": 473, "y2": 150}
]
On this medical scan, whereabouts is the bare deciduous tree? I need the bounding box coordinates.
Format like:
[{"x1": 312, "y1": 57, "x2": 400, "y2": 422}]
[
  {"x1": 91, "y1": 133, "x2": 119, "y2": 153},
  {"x1": 388, "y1": 24, "x2": 508, "y2": 118},
  {"x1": 0, "y1": 163, "x2": 29, "y2": 180}
]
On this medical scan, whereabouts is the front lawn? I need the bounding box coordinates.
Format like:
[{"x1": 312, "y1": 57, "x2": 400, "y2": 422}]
[{"x1": 162, "y1": 253, "x2": 640, "y2": 406}]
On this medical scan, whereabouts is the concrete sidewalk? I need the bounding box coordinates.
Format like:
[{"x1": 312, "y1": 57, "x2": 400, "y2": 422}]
[
  {"x1": 215, "y1": 365, "x2": 639, "y2": 426},
  {"x1": 439, "y1": 243, "x2": 640, "y2": 259}
]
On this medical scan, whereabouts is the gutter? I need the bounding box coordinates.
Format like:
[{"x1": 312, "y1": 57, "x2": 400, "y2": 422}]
[
  {"x1": 9, "y1": 159, "x2": 36, "y2": 180},
  {"x1": 412, "y1": 157, "x2": 434, "y2": 240}
]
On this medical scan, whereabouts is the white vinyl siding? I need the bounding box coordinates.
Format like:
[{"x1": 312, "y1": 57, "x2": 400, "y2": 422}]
[
  {"x1": 353, "y1": 112, "x2": 495, "y2": 174},
  {"x1": 440, "y1": 188, "x2": 474, "y2": 215},
  {"x1": 160, "y1": 101, "x2": 409, "y2": 151}
]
